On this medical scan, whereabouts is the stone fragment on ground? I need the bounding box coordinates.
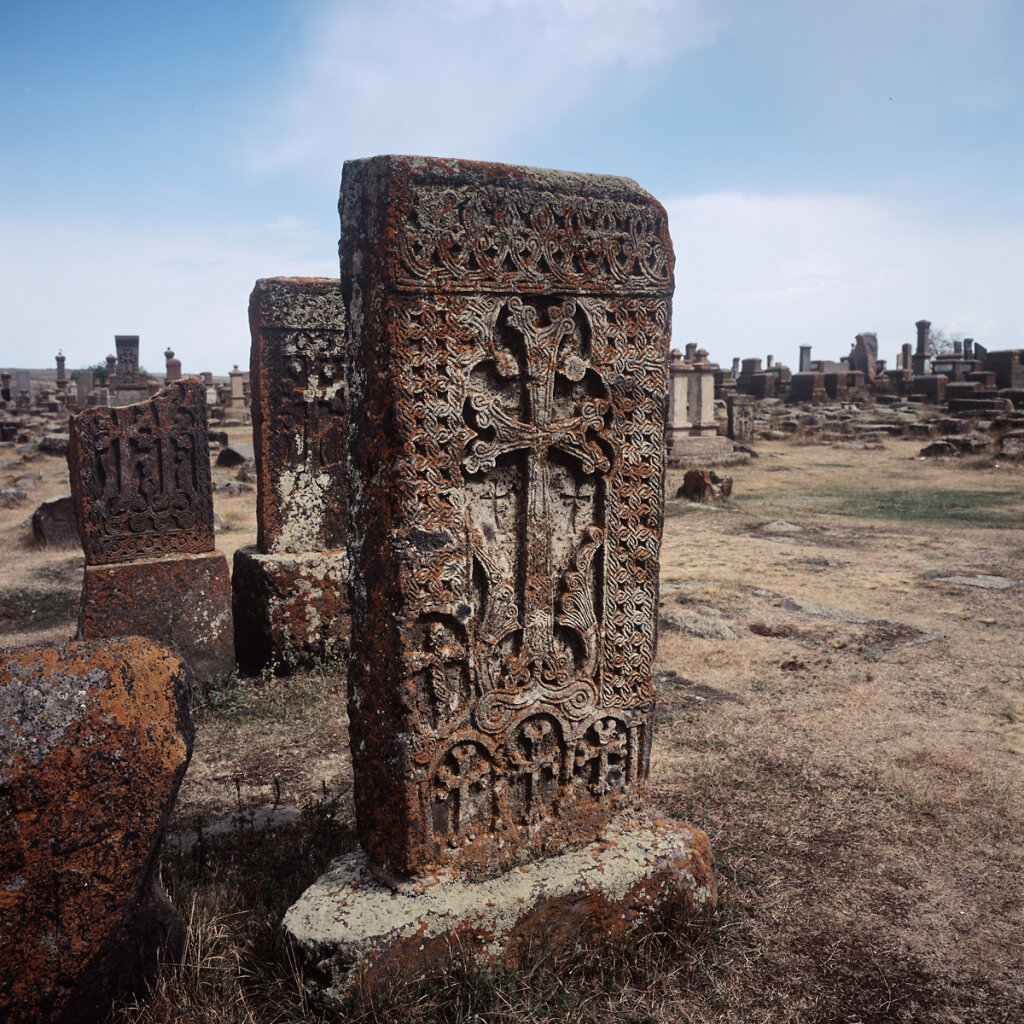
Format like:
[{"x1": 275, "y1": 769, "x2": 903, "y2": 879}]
[
  {"x1": 920, "y1": 433, "x2": 990, "y2": 457},
  {"x1": 0, "y1": 487, "x2": 27, "y2": 508},
  {"x1": 780, "y1": 597, "x2": 880, "y2": 625},
  {"x1": 660, "y1": 613, "x2": 739, "y2": 640},
  {"x1": 214, "y1": 442, "x2": 255, "y2": 467},
  {"x1": 934, "y1": 574, "x2": 1017, "y2": 590},
  {"x1": 675, "y1": 469, "x2": 733, "y2": 503},
  {"x1": 0, "y1": 637, "x2": 194, "y2": 1024},
  {"x1": 31, "y1": 493, "x2": 80, "y2": 547}
]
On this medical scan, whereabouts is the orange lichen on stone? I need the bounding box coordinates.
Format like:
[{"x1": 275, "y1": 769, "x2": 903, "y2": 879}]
[
  {"x1": 0, "y1": 637, "x2": 194, "y2": 1024},
  {"x1": 77, "y1": 551, "x2": 234, "y2": 684}
]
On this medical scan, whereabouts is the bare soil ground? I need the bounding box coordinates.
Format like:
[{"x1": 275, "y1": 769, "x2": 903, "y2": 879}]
[{"x1": 2, "y1": 433, "x2": 1022, "y2": 1023}]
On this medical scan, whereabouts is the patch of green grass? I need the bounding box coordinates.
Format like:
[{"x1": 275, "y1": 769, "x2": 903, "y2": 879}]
[
  {"x1": 0, "y1": 586, "x2": 78, "y2": 633},
  {"x1": 734, "y1": 486, "x2": 1023, "y2": 528}
]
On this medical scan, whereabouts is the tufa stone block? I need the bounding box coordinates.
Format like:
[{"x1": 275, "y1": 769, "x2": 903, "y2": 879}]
[
  {"x1": 232, "y1": 547, "x2": 350, "y2": 672},
  {"x1": 77, "y1": 552, "x2": 234, "y2": 685},
  {"x1": 0, "y1": 638, "x2": 193, "y2": 1024},
  {"x1": 281, "y1": 816, "x2": 715, "y2": 1004},
  {"x1": 68, "y1": 377, "x2": 215, "y2": 566},
  {"x1": 339, "y1": 156, "x2": 674, "y2": 881}
]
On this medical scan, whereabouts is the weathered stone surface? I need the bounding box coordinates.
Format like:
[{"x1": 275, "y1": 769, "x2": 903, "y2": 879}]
[
  {"x1": 659, "y1": 614, "x2": 738, "y2": 641},
  {"x1": 249, "y1": 278, "x2": 347, "y2": 554},
  {"x1": 341, "y1": 156, "x2": 674, "y2": 881},
  {"x1": 77, "y1": 552, "x2": 234, "y2": 684},
  {"x1": 281, "y1": 816, "x2": 715, "y2": 1003},
  {"x1": 31, "y1": 493, "x2": 80, "y2": 547},
  {"x1": 214, "y1": 443, "x2": 254, "y2": 468},
  {"x1": 232, "y1": 547, "x2": 350, "y2": 671},
  {"x1": 68, "y1": 378, "x2": 215, "y2": 565},
  {"x1": 675, "y1": 469, "x2": 732, "y2": 503},
  {"x1": 920, "y1": 433, "x2": 990, "y2": 457},
  {"x1": 0, "y1": 637, "x2": 193, "y2": 1024}
]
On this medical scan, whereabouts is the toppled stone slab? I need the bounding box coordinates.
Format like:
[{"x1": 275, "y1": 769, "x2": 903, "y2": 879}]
[
  {"x1": 920, "y1": 433, "x2": 990, "y2": 457},
  {"x1": 280, "y1": 816, "x2": 715, "y2": 1005},
  {"x1": 780, "y1": 597, "x2": 879, "y2": 625},
  {"x1": 31, "y1": 493, "x2": 80, "y2": 547},
  {"x1": 0, "y1": 637, "x2": 194, "y2": 1024},
  {"x1": 675, "y1": 469, "x2": 733, "y2": 503},
  {"x1": 215, "y1": 443, "x2": 255, "y2": 468},
  {"x1": 77, "y1": 552, "x2": 234, "y2": 684},
  {"x1": 934, "y1": 574, "x2": 1017, "y2": 590},
  {"x1": 660, "y1": 614, "x2": 739, "y2": 641}
]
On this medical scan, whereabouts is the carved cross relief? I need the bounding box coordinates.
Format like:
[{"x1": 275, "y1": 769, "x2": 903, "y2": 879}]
[{"x1": 463, "y1": 297, "x2": 613, "y2": 701}]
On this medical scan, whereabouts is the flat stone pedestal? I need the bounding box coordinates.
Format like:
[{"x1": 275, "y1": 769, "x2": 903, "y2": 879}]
[
  {"x1": 281, "y1": 816, "x2": 716, "y2": 1006},
  {"x1": 667, "y1": 434, "x2": 744, "y2": 466},
  {"x1": 77, "y1": 552, "x2": 234, "y2": 684},
  {"x1": 231, "y1": 547, "x2": 350, "y2": 672}
]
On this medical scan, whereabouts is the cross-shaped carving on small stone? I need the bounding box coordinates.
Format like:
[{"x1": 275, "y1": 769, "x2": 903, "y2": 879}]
[
  {"x1": 434, "y1": 742, "x2": 492, "y2": 842},
  {"x1": 575, "y1": 717, "x2": 628, "y2": 796}
]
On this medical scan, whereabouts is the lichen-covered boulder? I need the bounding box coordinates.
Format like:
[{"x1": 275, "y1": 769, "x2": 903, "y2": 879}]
[{"x1": 0, "y1": 637, "x2": 194, "y2": 1024}]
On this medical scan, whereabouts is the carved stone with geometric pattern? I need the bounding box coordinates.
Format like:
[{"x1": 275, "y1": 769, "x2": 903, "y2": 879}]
[
  {"x1": 282, "y1": 158, "x2": 716, "y2": 1003},
  {"x1": 68, "y1": 377, "x2": 234, "y2": 683},
  {"x1": 231, "y1": 277, "x2": 350, "y2": 671}
]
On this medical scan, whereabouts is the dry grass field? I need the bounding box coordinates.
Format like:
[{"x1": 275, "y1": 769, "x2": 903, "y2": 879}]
[{"x1": 2, "y1": 432, "x2": 1022, "y2": 1023}]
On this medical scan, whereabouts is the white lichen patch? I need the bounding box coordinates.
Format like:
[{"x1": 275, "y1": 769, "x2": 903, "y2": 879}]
[{"x1": 281, "y1": 817, "x2": 713, "y2": 1003}]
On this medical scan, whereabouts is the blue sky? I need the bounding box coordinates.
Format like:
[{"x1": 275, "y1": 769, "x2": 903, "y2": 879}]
[{"x1": 1, "y1": 0, "x2": 1021, "y2": 375}]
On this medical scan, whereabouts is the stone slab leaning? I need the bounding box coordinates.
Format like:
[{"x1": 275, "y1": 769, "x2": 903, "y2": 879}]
[{"x1": 0, "y1": 637, "x2": 194, "y2": 1024}]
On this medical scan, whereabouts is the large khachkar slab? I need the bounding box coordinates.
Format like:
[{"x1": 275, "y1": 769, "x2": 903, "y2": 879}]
[
  {"x1": 232, "y1": 278, "x2": 350, "y2": 671},
  {"x1": 68, "y1": 377, "x2": 214, "y2": 565},
  {"x1": 340, "y1": 156, "x2": 675, "y2": 881}
]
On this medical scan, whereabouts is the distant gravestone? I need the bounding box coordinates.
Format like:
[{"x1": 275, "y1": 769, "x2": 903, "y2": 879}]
[
  {"x1": 851, "y1": 332, "x2": 879, "y2": 381},
  {"x1": 232, "y1": 277, "x2": 350, "y2": 670},
  {"x1": 68, "y1": 377, "x2": 234, "y2": 683},
  {"x1": 281, "y1": 157, "x2": 715, "y2": 1001}
]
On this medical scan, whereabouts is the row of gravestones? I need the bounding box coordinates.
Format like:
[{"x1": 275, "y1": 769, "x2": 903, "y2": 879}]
[{"x1": 1, "y1": 157, "x2": 716, "y2": 1022}]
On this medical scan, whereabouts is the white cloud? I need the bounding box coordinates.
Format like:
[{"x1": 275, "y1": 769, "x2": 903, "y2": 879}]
[
  {"x1": 664, "y1": 192, "x2": 1024, "y2": 368},
  {"x1": 247, "y1": 0, "x2": 720, "y2": 179}
]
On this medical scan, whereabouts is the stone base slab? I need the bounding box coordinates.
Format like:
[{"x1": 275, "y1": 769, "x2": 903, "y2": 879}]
[
  {"x1": 666, "y1": 434, "x2": 738, "y2": 465},
  {"x1": 280, "y1": 815, "x2": 715, "y2": 1006},
  {"x1": 232, "y1": 546, "x2": 349, "y2": 672},
  {"x1": 77, "y1": 552, "x2": 234, "y2": 685}
]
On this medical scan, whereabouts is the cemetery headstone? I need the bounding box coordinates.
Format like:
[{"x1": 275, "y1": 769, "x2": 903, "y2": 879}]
[
  {"x1": 281, "y1": 157, "x2": 716, "y2": 1001},
  {"x1": 232, "y1": 277, "x2": 351, "y2": 670},
  {"x1": 67, "y1": 377, "x2": 234, "y2": 683}
]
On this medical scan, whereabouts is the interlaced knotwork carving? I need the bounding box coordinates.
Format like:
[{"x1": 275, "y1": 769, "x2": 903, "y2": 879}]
[
  {"x1": 69, "y1": 377, "x2": 214, "y2": 565},
  {"x1": 394, "y1": 185, "x2": 672, "y2": 294}
]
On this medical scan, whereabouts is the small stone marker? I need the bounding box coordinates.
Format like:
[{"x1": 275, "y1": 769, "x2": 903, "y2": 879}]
[
  {"x1": 0, "y1": 637, "x2": 194, "y2": 1024},
  {"x1": 232, "y1": 277, "x2": 350, "y2": 670},
  {"x1": 281, "y1": 157, "x2": 716, "y2": 1000},
  {"x1": 68, "y1": 377, "x2": 234, "y2": 683}
]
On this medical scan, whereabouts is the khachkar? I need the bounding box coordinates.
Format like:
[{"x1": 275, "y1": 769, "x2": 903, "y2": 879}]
[
  {"x1": 232, "y1": 278, "x2": 350, "y2": 671},
  {"x1": 68, "y1": 376, "x2": 234, "y2": 684},
  {"x1": 282, "y1": 157, "x2": 716, "y2": 1002}
]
